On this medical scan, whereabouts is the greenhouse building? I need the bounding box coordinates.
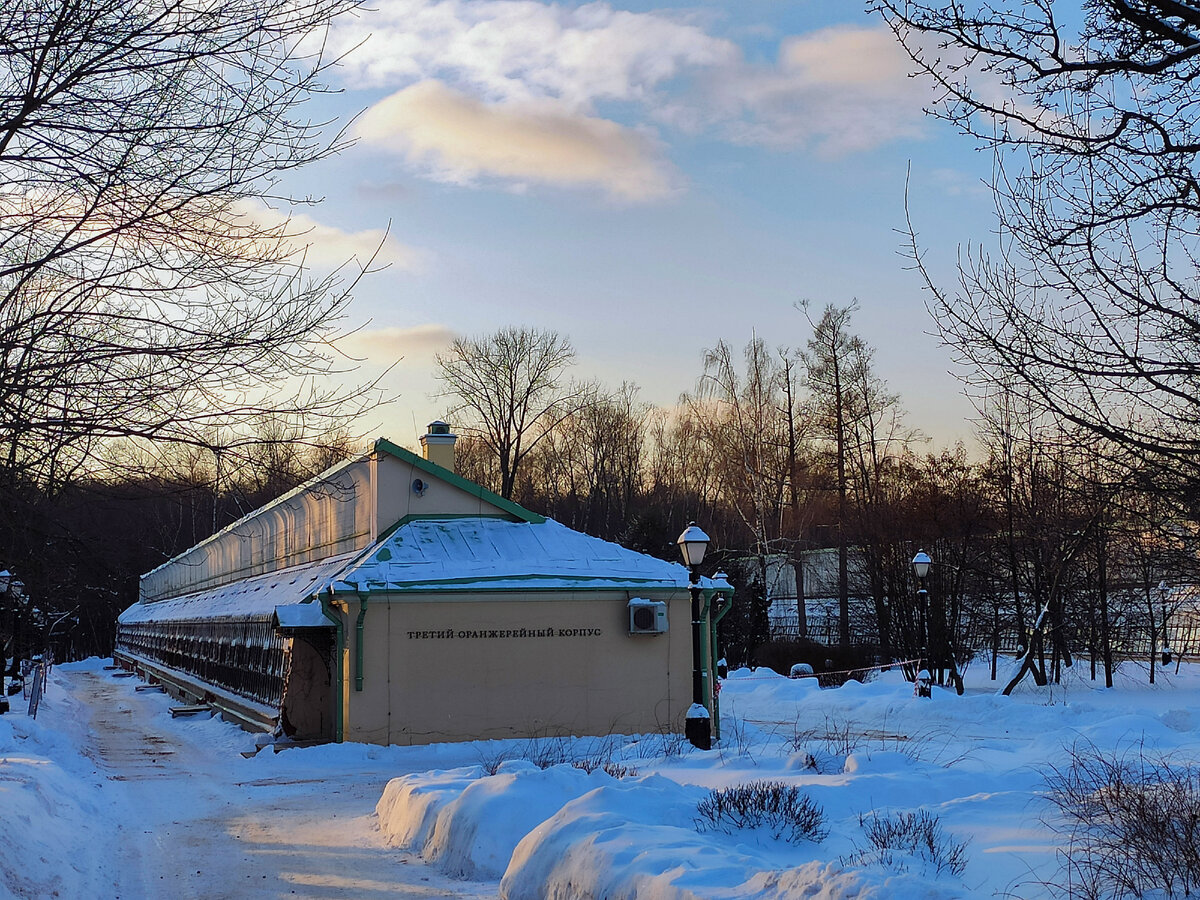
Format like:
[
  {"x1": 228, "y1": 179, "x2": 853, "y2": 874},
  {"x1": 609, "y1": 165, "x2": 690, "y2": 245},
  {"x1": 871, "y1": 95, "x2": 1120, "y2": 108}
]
[{"x1": 115, "y1": 426, "x2": 730, "y2": 745}]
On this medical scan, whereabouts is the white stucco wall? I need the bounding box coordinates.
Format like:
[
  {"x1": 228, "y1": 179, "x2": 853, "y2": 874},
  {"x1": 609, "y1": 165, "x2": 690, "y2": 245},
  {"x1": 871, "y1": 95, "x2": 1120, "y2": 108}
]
[{"x1": 139, "y1": 442, "x2": 514, "y2": 603}]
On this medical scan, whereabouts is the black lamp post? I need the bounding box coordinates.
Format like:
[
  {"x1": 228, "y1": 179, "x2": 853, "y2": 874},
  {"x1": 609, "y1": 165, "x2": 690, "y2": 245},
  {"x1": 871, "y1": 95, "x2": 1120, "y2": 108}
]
[
  {"x1": 678, "y1": 522, "x2": 711, "y2": 750},
  {"x1": 0, "y1": 570, "x2": 24, "y2": 711},
  {"x1": 912, "y1": 550, "x2": 932, "y2": 694},
  {"x1": 1158, "y1": 580, "x2": 1173, "y2": 666}
]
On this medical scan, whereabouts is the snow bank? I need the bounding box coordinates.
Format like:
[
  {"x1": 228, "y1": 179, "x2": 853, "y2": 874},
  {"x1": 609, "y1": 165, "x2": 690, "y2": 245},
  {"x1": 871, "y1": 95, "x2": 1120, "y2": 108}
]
[
  {"x1": 499, "y1": 774, "x2": 747, "y2": 900},
  {"x1": 377, "y1": 765, "x2": 482, "y2": 857},
  {"x1": 500, "y1": 774, "x2": 960, "y2": 900},
  {"x1": 377, "y1": 760, "x2": 616, "y2": 879},
  {"x1": 375, "y1": 749, "x2": 970, "y2": 899},
  {"x1": 0, "y1": 667, "x2": 117, "y2": 899}
]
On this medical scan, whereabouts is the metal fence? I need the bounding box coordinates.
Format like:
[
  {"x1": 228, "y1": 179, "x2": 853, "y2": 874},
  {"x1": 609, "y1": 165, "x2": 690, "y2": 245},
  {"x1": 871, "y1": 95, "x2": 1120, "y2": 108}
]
[
  {"x1": 769, "y1": 602, "x2": 1200, "y2": 660},
  {"x1": 115, "y1": 617, "x2": 288, "y2": 708}
]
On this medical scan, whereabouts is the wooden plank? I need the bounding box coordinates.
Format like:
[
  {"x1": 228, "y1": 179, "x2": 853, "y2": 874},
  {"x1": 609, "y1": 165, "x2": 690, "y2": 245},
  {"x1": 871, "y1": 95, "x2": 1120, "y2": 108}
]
[
  {"x1": 272, "y1": 739, "x2": 325, "y2": 753},
  {"x1": 135, "y1": 684, "x2": 165, "y2": 692},
  {"x1": 111, "y1": 671, "x2": 136, "y2": 678},
  {"x1": 169, "y1": 704, "x2": 212, "y2": 718}
]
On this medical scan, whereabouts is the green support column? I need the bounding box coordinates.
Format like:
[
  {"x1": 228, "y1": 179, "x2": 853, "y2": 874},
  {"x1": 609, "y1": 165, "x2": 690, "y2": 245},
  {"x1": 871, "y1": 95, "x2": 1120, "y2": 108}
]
[{"x1": 706, "y1": 584, "x2": 734, "y2": 741}]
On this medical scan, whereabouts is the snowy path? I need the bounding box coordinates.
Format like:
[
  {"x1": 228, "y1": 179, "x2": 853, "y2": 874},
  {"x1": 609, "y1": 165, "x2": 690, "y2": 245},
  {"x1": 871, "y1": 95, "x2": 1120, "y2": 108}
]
[
  {"x1": 61, "y1": 668, "x2": 498, "y2": 900},
  {"x1": 15, "y1": 658, "x2": 1200, "y2": 899}
]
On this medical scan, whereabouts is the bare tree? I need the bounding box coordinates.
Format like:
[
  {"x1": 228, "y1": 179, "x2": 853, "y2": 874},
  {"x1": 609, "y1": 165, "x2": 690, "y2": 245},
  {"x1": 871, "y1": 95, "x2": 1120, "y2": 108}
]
[
  {"x1": 636, "y1": 405, "x2": 725, "y2": 550},
  {"x1": 687, "y1": 336, "x2": 813, "y2": 653},
  {"x1": 0, "y1": 0, "x2": 377, "y2": 506},
  {"x1": 435, "y1": 327, "x2": 584, "y2": 499},
  {"x1": 690, "y1": 337, "x2": 803, "y2": 568},
  {"x1": 874, "y1": 0, "x2": 1200, "y2": 487},
  {"x1": 517, "y1": 382, "x2": 647, "y2": 539},
  {"x1": 802, "y1": 301, "x2": 883, "y2": 647}
]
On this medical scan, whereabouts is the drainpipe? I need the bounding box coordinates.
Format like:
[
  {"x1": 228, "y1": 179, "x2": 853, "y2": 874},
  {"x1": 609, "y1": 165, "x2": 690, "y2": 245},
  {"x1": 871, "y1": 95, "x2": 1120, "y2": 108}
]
[
  {"x1": 707, "y1": 583, "x2": 735, "y2": 741},
  {"x1": 319, "y1": 592, "x2": 345, "y2": 743},
  {"x1": 355, "y1": 593, "x2": 368, "y2": 692}
]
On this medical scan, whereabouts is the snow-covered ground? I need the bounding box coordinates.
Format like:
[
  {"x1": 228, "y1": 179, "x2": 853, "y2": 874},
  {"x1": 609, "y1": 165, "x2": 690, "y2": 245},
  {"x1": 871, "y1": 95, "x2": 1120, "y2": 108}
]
[
  {"x1": 0, "y1": 660, "x2": 497, "y2": 899},
  {"x1": 4, "y1": 656, "x2": 1200, "y2": 898}
]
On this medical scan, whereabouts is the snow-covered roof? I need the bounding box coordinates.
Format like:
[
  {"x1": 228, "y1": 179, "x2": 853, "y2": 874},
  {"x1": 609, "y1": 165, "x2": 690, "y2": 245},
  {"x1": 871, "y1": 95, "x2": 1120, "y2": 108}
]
[
  {"x1": 273, "y1": 600, "x2": 333, "y2": 629},
  {"x1": 331, "y1": 517, "x2": 689, "y2": 594},
  {"x1": 118, "y1": 517, "x2": 720, "y2": 624},
  {"x1": 119, "y1": 553, "x2": 355, "y2": 625}
]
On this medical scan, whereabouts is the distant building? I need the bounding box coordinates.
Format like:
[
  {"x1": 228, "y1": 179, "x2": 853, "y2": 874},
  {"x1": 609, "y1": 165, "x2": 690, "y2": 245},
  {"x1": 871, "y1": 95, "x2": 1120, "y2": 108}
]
[
  {"x1": 764, "y1": 548, "x2": 877, "y2": 645},
  {"x1": 115, "y1": 425, "x2": 730, "y2": 745},
  {"x1": 754, "y1": 555, "x2": 800, "y2": 637}
]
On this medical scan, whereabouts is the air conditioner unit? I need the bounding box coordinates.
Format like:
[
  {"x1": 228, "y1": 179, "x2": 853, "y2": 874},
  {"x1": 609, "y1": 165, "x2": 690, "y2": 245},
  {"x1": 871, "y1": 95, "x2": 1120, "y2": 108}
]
[{"x1": 628, "y1": 598, "x2": 668, "y2": 635}]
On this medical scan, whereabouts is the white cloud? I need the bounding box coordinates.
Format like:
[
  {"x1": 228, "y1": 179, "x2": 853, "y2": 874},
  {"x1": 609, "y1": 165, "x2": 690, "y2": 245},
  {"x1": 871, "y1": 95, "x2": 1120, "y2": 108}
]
[
  {"x1": 781, "y1": 26, "x2": 913, "y2": 88},
  {"x1": 696, "y1": 26, "x2": 930, "y2": 153},
  {"x1": 234, "y1": 202, "x2": 423, "y2": 270},
  {"x1": 329, "y1": 0, "x2": 735, "y2": 107},
  {"x1": 928, "y1": 168, "x2": 990, "y2": 197},
  {"x1": 355, "y1": 80, "x2": 676, "y2": 201},
  {"x1": 338, "y1": 323, "x2": 456, "y2": 362},
  {"x1": 332, "y1": 5, "x2": 933, "y2": 194}
]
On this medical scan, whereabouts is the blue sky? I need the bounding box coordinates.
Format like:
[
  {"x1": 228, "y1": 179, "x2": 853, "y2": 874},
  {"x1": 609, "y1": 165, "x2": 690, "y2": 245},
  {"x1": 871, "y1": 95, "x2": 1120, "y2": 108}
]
[{"x1": 278, "y1": 0, "x2": 999, "y2": 449}]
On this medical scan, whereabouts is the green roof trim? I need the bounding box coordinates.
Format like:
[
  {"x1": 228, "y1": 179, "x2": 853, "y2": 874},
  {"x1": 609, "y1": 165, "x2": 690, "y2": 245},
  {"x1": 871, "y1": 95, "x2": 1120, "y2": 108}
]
[
  {"x1": 333, "y1": 574, "x2": 682, "y2": 593},
  {"x1": 373, "y1": 437, "x2": 546, "y2": 524},
  {"x1": 331, "y1": 585, "x2": 680, "y2": 598}
]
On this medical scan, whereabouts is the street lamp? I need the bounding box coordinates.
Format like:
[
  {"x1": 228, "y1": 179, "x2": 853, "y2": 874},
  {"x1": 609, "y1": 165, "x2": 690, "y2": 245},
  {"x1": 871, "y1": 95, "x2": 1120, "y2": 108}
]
[
  {"x1": 911, "y1": 550, "x2": 931, "y2": 581},
  {"x1": 1158, "y1": 580, "x2": 1173, "y2": 666},
  {"x1": 0, "y1": 571, "x2": 24, "y2": 712},
  {"x1": 912, "y1": 550, "x2": 932, "y2": 696},
  {"x1": 677, "y1": 522, "x2": 711, "y2": 750},
  {"x1": 712, "y1": 570, "x2": 730, "y2": 677}
]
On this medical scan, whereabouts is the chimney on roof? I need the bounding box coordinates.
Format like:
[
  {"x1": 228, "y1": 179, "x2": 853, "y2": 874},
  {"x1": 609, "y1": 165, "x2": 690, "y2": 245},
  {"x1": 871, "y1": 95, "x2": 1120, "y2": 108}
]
[{"x1": 420, "y1": 421, "x2": 456, "y2": 472}]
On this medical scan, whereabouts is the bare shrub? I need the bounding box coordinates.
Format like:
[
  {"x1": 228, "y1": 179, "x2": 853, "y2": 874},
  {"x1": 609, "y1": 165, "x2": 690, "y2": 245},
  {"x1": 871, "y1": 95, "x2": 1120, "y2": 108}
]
[
  {"x1": 572, "y1": 760, "x2": 637, "y2": 779},
  {"x1": 474, "y1": 734, "x2": 579, "y2": 774},
  {"x1": 1045, "y1": 741, "x2": 1200, "y2": 899},
  {"x1": 695, "y1": 781, "x2": 828, "y2": 843},
  {"x1": 719, "y1": 715, "x2": 759, "y2": 761},
  {"x1": 846, "y1": 810, "x2": 968, "y2": 877},
  {"x1": 568, "y1": 736, "x2": 634, "y2": 778},
  {"x1": 791, "y1": 713, "x2": 864, "y2": 765},
  {"x1": 630, "y1": 727, "x2": 689, "y2": 760},
  {"x1": 789, "y1": 712, "x2": 971, "y2": 772},
  {"x1": 476, "y1": 733, "x2": 636, "y2": 778},
  {"x1": 892, "y1": 723, "x2": 976, "y2": 768},
  {"x1": 475, "y1": 744, "x2": 515, "y2": 776},
  {"x1": 523, "y1": 736, "x2": 575, "y2": 769}
]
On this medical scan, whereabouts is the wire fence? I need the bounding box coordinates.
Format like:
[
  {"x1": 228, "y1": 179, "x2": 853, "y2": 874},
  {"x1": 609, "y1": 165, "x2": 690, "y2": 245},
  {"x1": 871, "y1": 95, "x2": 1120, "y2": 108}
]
[
  {"x1": 26, "y1": 662, "x2": 45, "y2": 718},
  {"x1": 770, "y1": 610, "x2": 1200, "y2": 661}
]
